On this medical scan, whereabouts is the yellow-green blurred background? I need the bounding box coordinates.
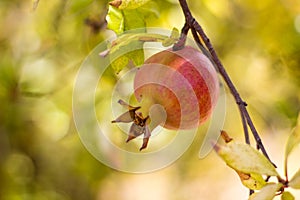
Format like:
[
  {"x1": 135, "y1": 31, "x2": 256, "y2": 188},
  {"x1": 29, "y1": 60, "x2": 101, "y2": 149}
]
[{"x1": 0, "y1": 0, "x2": 300, "y2": 199}]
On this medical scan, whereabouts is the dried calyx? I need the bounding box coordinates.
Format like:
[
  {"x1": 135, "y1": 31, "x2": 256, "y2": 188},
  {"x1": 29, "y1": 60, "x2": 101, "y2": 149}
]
[{"x1": 112, "y1": 99, "x2": 150, "y2": 151}]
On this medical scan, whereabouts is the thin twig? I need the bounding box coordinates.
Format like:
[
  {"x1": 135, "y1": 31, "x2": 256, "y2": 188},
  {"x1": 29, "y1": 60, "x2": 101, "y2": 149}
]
[
  {"x1": 173, "y1": 22, "x2": 190, "y2": 51},
  {"x1": 239, "y1": 107, "x2": 250, "y2": 144},
  {"x1": 190, "y1": 27, "x2": 212, "y2": 62},
  {"x1": 176, "y1": 0, "x2": 273, "y2": 163},
  {"x1": 190, "y1": 28, "x2": 252, "y2": 144}
]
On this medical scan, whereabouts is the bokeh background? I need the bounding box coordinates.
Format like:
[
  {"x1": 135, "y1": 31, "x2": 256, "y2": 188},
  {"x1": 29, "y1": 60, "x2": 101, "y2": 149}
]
[{"x1": 0, "y1": 0, "x2": 300, "y2": 199}]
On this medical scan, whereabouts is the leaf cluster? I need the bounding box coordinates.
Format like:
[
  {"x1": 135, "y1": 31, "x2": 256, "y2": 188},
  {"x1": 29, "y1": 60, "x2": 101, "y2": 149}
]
[
  {"x1": 104, "y1": 0, "x2": 179, "y2": 73},
  {"x1": 214, "y1": 113, "x2": 300, "y2": 200}
]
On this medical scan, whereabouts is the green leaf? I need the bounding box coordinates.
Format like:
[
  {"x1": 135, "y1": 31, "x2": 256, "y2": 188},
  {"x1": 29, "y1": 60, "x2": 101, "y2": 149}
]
[
  {"x1": 107, "y1": 30, "x2": 179, "y2": 55},
  {"x1": 105, "y1": 0, "x2": 162, "y2": 73},
  {"x1": 284, "y1": 112, "x2": 300, "y2": 174},
  {"x1": 248, "y1": 183, "x2": 282, "y2": 200},
  {"x1": 138, "y1": 1, "x2": 160, "y2": 18},
  {"x1": 162, "y1": 28, "x2": 180, "y2": 47},
  {"x1": 123, "y1": 9, "x2": 146, "y2": 31},
  {"x1": 107, "y1": 34, "x2": 144, "y2": 73},
  {"x1": 236, "y1": 171, "x2": 267, "y2": 190},
  {"x1": 109, "y1": 33, "x2": 145, "y2": 55},
  {"x1": 106, "y1": 5, "x2": 146, "y2": 34},
  {"x1": 170, "y1": 27, "x2": 180, "y2": 39},
  {"x1": 106, "y1": 1, "x2": 158, "y2": 35},
  {"x1": 289, "y1": 168, "x2": 300, "y2": 189},
  {"x1": 285, "y1": 112, "x2": 300, "y2": 156},
  {"x1": 214, "y1": 141, "x2": 279, "y2": 176},
  {"x1": 100, "y1": 30, "x2": 179, "y2": 73},
  {"x1": 106, "y1": 5, "x2": 124, "y2": 34},
  {"x1": 110, "y1": 53, "x2": 130, "y2": 73},
  {"x1": 281, "y1": 191, "x2": 295, "y2": 200},
  {"x1": 110, "y1": 49, "x2": 144, "y2": 74},
  {"x1": 110, "y1": 0, "x2": 151, "y2": 10}
]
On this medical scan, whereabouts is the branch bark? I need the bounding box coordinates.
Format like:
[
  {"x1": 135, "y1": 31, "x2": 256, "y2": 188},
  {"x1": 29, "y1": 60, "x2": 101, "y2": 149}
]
[{"x1": 175, "y1": 0, "x2": 273, "y2": 163}]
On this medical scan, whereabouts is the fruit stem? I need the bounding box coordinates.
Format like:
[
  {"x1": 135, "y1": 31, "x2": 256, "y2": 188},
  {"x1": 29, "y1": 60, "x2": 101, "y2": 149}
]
[{"x1": 172, "y1": 22, "x2": 189, "y2": 51}]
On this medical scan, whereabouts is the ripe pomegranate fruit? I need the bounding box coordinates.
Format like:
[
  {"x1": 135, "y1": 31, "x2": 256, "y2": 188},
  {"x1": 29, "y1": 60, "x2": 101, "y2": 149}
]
[{"x1": 112, "y1": 46, "x2": 219, "y2": 150}]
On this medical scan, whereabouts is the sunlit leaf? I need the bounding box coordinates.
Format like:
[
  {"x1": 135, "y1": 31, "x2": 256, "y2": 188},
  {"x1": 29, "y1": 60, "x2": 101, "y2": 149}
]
[
  {"x1": 236, "y1": 171, "x2": 266, "y2": 190},
  {"x1": 138, "y1": 1, "x2": 160, "y2": 18},
  {"x1": 281, "y1": 191, "x2": 295, "y2": 200},
  {"x1": 100, "y1": 30, "x2": 178, "y2": 73},
  {"x1": 105, "y1": 33, "x2": 145, "y2": 73},
  {"x1": 106, "y1": 1, "x2": 158, "y2": 35},
  {"x1": 289, "y1": 168, "x2": 300, "y2": 189},
  {"x1": 284, "y1": 112, "x2": 300, "y2": 174},
  {"x1": 214, "y1": 141, "x2": 279, "y2": 176},
  {"x1": 285, "y1": 112, "x2": 300, "y2": 156},
  {"x1": 110, "y1": 0, "x2": 151, "y2": 9},
  {"x1": 162, "y1": 28, "x2": 180, "y2": 47},
  {"x1": 123, "y1": 9, "x2": 146, "y2": 31},
  {"x1": 248, "y1": 183, "x2": 282, "y2": 200},
  {"x1": 170, "y1": 27, "x2": 180, "y2": 39},
  {"x1": 106, "y1": 31, "x2": 178, "y2": 56},
  {"x1": 105, "y1": 1, "x2": 163, "y2": 73},
  {"x1": 106, "y1": 5, "x2": 124, "y2": 34},
  {"x1": 109, "y1": 33, "x2": 145, "y2": 55},
  {"x1": 110, "y1": 49, "x2": 144, "y2": 73}
]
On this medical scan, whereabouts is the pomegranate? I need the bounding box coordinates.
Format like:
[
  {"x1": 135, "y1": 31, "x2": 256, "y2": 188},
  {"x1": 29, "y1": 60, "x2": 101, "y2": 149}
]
[{"x1": 112, "y1": 46, "x2": 219, "y2": 150}]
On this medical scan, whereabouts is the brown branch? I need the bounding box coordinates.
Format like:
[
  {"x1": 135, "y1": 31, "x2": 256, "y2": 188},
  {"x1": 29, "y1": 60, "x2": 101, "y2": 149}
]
[
  {"x1": 173, "y1": 22, "x2": 190, "y2": 51},
  {"x1": 239, "y1": 107, "x2": 250, "y2": 144},
  {"x1": 176, "y1": 0, "x2": 273, "y2": 163}
]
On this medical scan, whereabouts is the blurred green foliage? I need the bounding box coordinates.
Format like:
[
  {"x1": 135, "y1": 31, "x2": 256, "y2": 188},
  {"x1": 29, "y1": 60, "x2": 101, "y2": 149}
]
[{"x1": 0, "y1": 0, "x2": 299, "y2": 199}]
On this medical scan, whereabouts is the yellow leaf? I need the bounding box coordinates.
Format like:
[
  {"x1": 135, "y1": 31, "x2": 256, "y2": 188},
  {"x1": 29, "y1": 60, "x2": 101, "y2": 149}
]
[
  {"x1": 281, "y1": 191, "x2": 295, "y2": 200},
  {"x1": 289, "y1": 168, "x2": 300, "y2": 189},
  {"x1": 284, "y1": 112, "x2": 300, "y2": 173},
  {"x1": 214, "y1": 141, "x2": 278, "y2": 176},
  {"x1": 249, "y1": 183, "x2": 282, "y2": 200},
  {"x1": 106, "y1": 5, "x2": 124, "y2": 34},
  {"x1": 236, "y1": 171, "x2": 266, "y2": 190}
]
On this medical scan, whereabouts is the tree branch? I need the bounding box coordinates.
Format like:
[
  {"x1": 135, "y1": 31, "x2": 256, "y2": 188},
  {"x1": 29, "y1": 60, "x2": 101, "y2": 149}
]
[{"x1": 176, "y1": 0, "x2": 273, "y2": 163}]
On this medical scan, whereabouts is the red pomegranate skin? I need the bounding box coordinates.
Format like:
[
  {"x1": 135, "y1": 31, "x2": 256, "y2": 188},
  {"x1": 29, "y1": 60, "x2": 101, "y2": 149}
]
[{"x1": 134, "y1": 46, "x2": 219, "y2": 130}]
